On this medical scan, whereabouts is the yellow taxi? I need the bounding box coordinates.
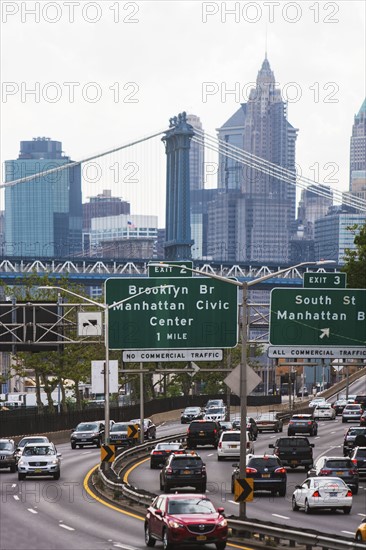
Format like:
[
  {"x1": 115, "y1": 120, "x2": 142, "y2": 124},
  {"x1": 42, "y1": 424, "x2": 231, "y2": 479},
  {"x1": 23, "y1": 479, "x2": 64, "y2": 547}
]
[{"x1": 355, "y1": 518, "x2": 366, "y2": 542}]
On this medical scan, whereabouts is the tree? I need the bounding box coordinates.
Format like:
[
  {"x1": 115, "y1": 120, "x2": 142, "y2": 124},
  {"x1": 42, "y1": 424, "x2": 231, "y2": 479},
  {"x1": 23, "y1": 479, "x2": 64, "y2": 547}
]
[{"x1": 342, "y1": 223, "x2": 366, "y2": 288}]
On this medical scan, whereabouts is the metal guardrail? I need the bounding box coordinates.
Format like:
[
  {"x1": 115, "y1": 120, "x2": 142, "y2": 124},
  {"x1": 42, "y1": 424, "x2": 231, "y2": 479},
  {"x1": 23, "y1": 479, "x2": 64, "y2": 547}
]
[{"x1": 96, "y1": 433, "x2": 365, "y2": 550}]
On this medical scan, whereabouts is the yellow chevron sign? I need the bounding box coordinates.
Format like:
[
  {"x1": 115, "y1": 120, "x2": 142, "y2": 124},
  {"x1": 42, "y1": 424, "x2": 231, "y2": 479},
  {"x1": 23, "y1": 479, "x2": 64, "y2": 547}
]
[
  {"x1": 234, "y1": 478, "x2": 254, "y2": 502},
  {"x1": 127, "y1": 424, "x2": 140, "y2": 439},
  {"x1": 101, "y1": 444, "x2": 115, "y2": 463}
]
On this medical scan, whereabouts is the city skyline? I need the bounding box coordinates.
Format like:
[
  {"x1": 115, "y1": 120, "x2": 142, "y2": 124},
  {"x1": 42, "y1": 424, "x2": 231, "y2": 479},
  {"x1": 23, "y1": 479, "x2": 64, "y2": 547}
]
[{"x1": 1, "y1": 1, "x2": 365, "y2": 226}]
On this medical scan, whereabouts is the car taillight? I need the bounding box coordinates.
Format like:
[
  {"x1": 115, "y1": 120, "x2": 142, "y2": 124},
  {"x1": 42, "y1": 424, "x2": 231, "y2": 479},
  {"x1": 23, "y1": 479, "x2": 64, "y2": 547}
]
[
  {"x1": 275, "y1": 467, "x2": 286, "y2": 474},
  {"x1": 346, "y1": 490, "x2": 353, "y2": 497},
  {"x1": 218, "y1": 442, "x2": 222, "y2": 449},
  {"x1": 246, "y1": 467, "x2": 257, "y2": 474},
  {"x1": 319, "y1": 469, "x2": 332, "y2": 475},
  {"x1": 349, "y1": 469, "x2": 358, "y2": 474},
  {"x1": 289, "y1": 421, "x2": 294, "y2": 424},
  {"x1": 153, "y1": 451, "x2": 163, "y2": 455},
  {"x1": 166, "y1": 467, "x2": 172, "y2": 474},
  {"x1": 352, "y1": 459, "x2": 357, "y2": 465},
  {"x1": 312, "y1": 490, "x2": 320, "y2": 497},
  {"x1": 307, "y1": 422, "x2": 312, "y2": 425},
  {"x1": 213, "y1": 429, "x2": 217, "y2": 434}
]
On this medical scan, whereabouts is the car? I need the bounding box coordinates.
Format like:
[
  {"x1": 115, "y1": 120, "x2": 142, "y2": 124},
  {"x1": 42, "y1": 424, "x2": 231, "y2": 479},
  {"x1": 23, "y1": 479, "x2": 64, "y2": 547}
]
[
  {"x1": 0, "y1": 438, "x2": 17, "y2": 472},
  {"x1": 360, "y1": 410, "x2": 366, "y2": 427},
  {"x1": 342, "y1": 403, "x2": 363, "y2": 423},
  {"x1": 354, "y1": 395, "x2": 366, "y2": 410},
  {"x1": 219, "y1": 421, "x2": 234, "y2": 431},
  {"x1": 150, "y1": 442, "x2": 185, "y2": 469},
  {"x1": 231, "y1": 454, "x2": 287, "y2": 496},
  {"x1": 130, "y1": 418, "x2": 156, "y2": 440},
  {"x1": 269, "y1": 436, "x2": 314, "y2": 470},
  {"x1": 144, "y1": 493, "x2": 228, "y2": 550},
  {"x1": 186, "y1": 420, "x2": 221, "y2": 449},
  {"x1": 17, "y1": 443, "x2": 62, "y2": 480},
  {"x1": 350, "y1": 446, "x2": 366, "y2": 477},
  {"x1": 232, "y1": 416, "x2": 258, "y2": 440},
  {"x1": 292, "y1": 476, "x2": 352, "y2": 514},
  {"x1": 297, "y1": 386, "x2": 309, "y2": 398},
  {"x1": 343, "y1": 426, "x2": 366, "y2": 456},
  {"x1": 313, "y1": 403, "x2": 336, "y2": 420},
  {"x1": 180, "y1": 406, "x2": 204, "y2": 424},
  {"x1": 308, "y1": 455, "x2": 359, "y2": 494},
  {"x1": 15, "y1": 435, "x2": 50, "y2": 461},
  {"x1": 287, "y1": 414, "x2": 318, "y2": 436},
  {"x1": 308, "y1": 397, "x2": 327, "y2": 408},
  {"x1": 204, "y1": 399, "x2": 225, "y2": 412},
  {"x1": 355, "y1": 518, "x2": 366, "y2": 542},
  {"x1": 204, "y1": 406, "x2": 228, "y2": 422},
  {"x1": 217, "y1": 430, "x2": 254, "y2": 461},
  {"x1": 255, "y1": 412, "x2": 283, "y2": 433},
  {"x1": 70, "y1": 420, "x2": 105, "y2": 448},
  {"x1": 159, "y1": 452, "x2": 207, "y2": 493},
  {"x1": 331, "y1": 399, "x2": 348, "y2": 415},
  {"x1": 109, "y1": 422, "x2": 136, "y2": 448}
]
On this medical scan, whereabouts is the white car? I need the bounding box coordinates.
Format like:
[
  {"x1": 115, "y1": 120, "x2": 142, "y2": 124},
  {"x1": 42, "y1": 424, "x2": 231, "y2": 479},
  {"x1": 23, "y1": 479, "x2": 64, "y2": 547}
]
[
  {"x1": 292, "y1": 477, "x2": 352, "y2": 514},
  {"x1": 204, "y1": 406, "x2": 227, "y2": 422},
  {"x1": 217, "y1": 430, "x2": 254, "y2": 460},
  {"x1": 342, "y1": 404, "x2": 363, "y2": 423},
  {"x1": 309, "y1": 397, "x2": 327, "y2": 408},
  {"x1": 17, "y1": 443, "x2": 61, "y2": 480},
  {"x1": 313, "y1": 403, "x2": 336, "y2": 420}
]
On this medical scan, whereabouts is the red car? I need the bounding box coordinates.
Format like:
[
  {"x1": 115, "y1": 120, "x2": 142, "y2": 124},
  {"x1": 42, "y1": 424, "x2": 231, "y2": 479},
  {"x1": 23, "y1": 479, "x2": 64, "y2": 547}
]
[{"x1": 144, "y1": 493, "x2": 228, "y2": 550}]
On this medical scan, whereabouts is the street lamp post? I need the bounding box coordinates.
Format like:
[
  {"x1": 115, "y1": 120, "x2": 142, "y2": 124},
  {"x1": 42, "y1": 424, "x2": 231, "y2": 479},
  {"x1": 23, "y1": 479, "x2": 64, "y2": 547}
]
[
  {"x1": 38, "y1": 284, "x2": 173, "y2": 444},
  {"x1": 150, "y1": 260, "x2": 335, "y2": 519}
]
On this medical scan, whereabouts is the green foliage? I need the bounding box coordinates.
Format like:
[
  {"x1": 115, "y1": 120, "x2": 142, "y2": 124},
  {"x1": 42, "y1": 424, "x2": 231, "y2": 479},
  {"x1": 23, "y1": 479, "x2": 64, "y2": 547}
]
[{"x1": 342, "y1": 223, "x2": 366, "y2": 288}]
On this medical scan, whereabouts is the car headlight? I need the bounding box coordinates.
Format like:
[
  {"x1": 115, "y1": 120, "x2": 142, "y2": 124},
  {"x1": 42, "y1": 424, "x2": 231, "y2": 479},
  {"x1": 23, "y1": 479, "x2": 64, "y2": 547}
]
[
  {"x1": 168, "y1": 520, "x2": 184, "y2": 528},
  {"x1": 51, "y1": 459, "x2": 59, "y2": 464},
  {"x1": 218, "y1": 518, "x2": 227, "y2": 527},
  {"x1": 18, "y1": 460, "x2": 25, "y2": 466}
]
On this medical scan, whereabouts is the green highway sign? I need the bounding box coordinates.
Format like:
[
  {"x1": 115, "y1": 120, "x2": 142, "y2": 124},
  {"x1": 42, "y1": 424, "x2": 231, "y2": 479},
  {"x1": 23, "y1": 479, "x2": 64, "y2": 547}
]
[
  {"x1": 148, "y1": 261, "x2": 193, "y2": 278},
  {"x1": 303, "y1": 272, "x2": 347, "y2": 288},
  {"x1": 270, "y1": 288, "x2": 366, "y2": 347},
  {"x1": 105, "y1": 277, "x2": 238, "y2": 350}
]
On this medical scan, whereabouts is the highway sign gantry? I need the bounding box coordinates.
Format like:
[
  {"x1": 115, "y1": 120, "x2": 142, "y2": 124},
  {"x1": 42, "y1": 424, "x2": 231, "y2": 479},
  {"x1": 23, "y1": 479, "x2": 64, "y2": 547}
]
[
  {"x1": 270, "y1": 288, "x2": 366, "y2": 347},
  {"x1": 105, "y1": 277, "x2": 238, "y2": 350}
]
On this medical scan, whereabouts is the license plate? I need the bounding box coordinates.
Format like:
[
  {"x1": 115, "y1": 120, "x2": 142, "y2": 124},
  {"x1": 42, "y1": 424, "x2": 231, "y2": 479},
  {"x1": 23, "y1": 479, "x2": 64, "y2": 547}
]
[
  {"x1": 196, "y1": 536, "x2": 207, "y2": 541},
  {"x1": 229, "y1": 445, "x2": 238, "y2": 448},
  {"x1": 81, "y1": 439, "x2": 87, "y2": 442},
  {"x1": 262, "y1": 473, "x2": 270, "y2": 478},
  {"x1": 336, "y1": 471, "x2": 344, "y2": 475},
  {"x1": 199, "y1": 432, "x2": 205, "y2": 436},
  {"x1": 291, "y1": 460, "x2": 298, "y2": 464},
  {"x1": 183, "y1": 470, "x2": 191, "y2": 474},
  {"x1": 34, "y1": 469, "x2": 42, "y2": 473},
  {"x1": 329, "y1": 492, "x2": 338, "y2": 497}
]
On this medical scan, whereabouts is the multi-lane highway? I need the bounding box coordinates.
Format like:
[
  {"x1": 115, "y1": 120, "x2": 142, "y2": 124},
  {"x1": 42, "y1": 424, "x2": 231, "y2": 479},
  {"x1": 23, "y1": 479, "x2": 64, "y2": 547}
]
[{"x1": 1, "y1": 379, "x2": 365, "y2": 550}]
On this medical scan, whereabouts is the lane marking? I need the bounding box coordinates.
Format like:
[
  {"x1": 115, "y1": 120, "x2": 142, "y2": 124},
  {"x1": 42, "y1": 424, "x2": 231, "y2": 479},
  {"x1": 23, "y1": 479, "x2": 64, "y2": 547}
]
[
  {"x1": 27, "y1": 508, "x2": 37, "y2": 514},
  {"x1": 59, "y1": 524, "x2": 75, "y2": 531},
  {"x1": 12, "y1": 484, "x2": 16, "y2": 488},
  {"x1": 342, "y1": 531, "x2": 355, "y2": 535},
  {"x1": 358, "y1": 513, "x2": 366, "y2": 517},
  {"x1": 113, "y1": 544, "x2": 138, "y2": 549},
  {"x1": 13, "y1": 495, "x2": 19, "y2": 501},
  {"x1": 228, "y1": 500, "x2": 239, "y2": 505},
  {"x1": 272, "y1": 514, "x2": 289, "y2": 520}
]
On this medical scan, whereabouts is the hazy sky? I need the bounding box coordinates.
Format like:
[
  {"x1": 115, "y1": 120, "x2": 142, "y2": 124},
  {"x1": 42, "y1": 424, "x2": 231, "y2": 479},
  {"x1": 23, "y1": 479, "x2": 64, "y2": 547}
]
[{"x1": 1, "y1": 1, "x2": 365, "y2": 225}]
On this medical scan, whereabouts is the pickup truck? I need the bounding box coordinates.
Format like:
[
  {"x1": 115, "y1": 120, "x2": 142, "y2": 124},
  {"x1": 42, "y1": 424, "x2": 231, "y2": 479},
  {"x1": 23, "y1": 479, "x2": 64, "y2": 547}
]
[{"x1": 269, "y1": 436, "x2": 314, "y2": 470}]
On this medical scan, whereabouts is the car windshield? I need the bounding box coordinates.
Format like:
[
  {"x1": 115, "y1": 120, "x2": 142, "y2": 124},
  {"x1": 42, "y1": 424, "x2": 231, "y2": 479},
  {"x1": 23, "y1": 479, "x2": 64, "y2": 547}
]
[
  {"x1": 355, "y1": 448, "x2": 366, "y2": 457},
  {"x1": 23, "y1": 446, "x2": 55, "y2": 456},
  {"x1": 345, "y1": 405, "x2": 361, "y2": 410},
  {"x1": 76, "y1": 423, "x2": 98, "y2": 431},
  {"x1": 156, "y1": 443, "x2": 181, "y2": 451},
  {"x1": 326, "y1": 459, "x2": 352, "y2": 468},
  {"x1": 0, "y1": 442, "x2": 13, "y2": 450},
  {"x1": 18, "y1": 437, "x2": 47, "y2": 447},
  {"x1": 222, "y1": 433, "x2": 240, "y2": 442},
  {"x1": 206, "y1": 408, "x2": 224, "y2": 414},
  {"x1": 313, "y1": 479, "x2": 345, "y2": 490},
  {"x1": 292, "y1": 416, "x2": 311, "y2": 421},
  {"x1": 171, "y1": 457, "x2": 202, "y2": 468},
  {"x1": 111, "y1": 423, "x2": 128, "y2": 432},
  {"x1": 184, "y1": 408, "x2": 199, "y2": 413},
  {"x1": 278, "y1": 438, "x2": 309, "y2": 447},
  {"x1": 168, "y1": 498, "x2": 216, "y2": 515},
  {"x1": 189, "y1": 422, "x2": 215, "y2": 432},
  {"x1": 249, "y1": 457, "x2": 279, "y2": 468},
  {"x1": 349, "y1": 428, "x2": 366, "y2": 436}
]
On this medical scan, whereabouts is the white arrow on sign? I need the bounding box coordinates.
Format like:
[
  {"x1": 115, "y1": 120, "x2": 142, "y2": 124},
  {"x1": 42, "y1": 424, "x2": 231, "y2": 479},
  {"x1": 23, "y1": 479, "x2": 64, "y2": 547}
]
[
  {"x1": 78, "y1": 312, "x2": 102, "y2": 336},
  {"x1": 184, "y1": 362, "x2": 200, "y2": 377},
  {"x1": 224, "y1": 364, "x2": 262, "y2": 397},
  {"x1": 319, "y1": 328, "x2": 330, "y2": 339}
]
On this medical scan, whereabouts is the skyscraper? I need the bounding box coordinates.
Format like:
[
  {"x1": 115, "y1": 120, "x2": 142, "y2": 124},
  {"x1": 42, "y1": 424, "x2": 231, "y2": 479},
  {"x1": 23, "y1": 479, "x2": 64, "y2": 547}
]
[
  {"x1": 349, "y1": 98, "x2": 366, "y2": 202},
  {"x1": 4, "y1": 137, "x2": 82, "y2": 258},
  {"x1": 212, "y1": 57, "x2": 298, "y2": 263}
]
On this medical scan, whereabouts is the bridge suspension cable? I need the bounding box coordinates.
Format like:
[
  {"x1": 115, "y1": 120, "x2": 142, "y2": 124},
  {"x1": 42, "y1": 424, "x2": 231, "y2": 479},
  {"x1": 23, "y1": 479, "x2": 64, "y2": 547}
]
[
  {"x1": 0, "y1": 129, "x2": 169, "y2": 188},
  {"x1": 193, "y1": 128, "x2": 366, "y2": 213}
]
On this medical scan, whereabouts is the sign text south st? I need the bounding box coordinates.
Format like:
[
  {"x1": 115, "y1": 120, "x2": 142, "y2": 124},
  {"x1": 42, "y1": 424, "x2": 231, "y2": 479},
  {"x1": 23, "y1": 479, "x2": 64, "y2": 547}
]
[{"x1": 105, "y1": 278, "x2": 238, "y2": 350}]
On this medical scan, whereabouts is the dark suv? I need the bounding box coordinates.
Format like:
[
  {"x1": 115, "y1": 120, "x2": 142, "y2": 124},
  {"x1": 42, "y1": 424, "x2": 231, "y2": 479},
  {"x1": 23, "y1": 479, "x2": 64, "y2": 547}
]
[
  {"x1": 0, "y1": 439, "x2": 16, "y2": 472},
  {"x1": 308, "y1": 456, "x2": 359, "y2": 494},
  {"x1": 287, "y1": 414, "x2": 318, "y2": 436},
  {"x1": 159, "y1": 452, "x2": 207, "y2": 493},
  {"x1": 186, "y1": 420, "x2": 221, "y2": 449},
  {"x1": 70, "y1": 421, "x2": 105, "y2": 448},
  {"x1": 231, "y1": 454, "x2": 287, "y2": 496},
  {"x1": 343, "y1": 426, "x2": 366, "y2": 456},
  {"x1": 269, "y1": 436, "x2": 314, "y2": 470},
  {"x1": 350, "y1": 446, "x2": 366, "y2": 477}
]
